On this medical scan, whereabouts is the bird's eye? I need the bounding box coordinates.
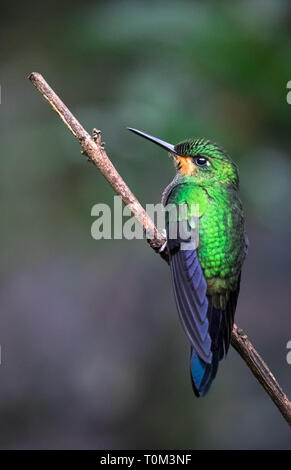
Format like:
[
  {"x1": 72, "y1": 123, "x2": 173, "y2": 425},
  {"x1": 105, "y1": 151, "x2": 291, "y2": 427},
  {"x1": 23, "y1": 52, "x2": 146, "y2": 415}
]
[{"x1": 193, "y1": 156, "x2": 209, "y2": 167}]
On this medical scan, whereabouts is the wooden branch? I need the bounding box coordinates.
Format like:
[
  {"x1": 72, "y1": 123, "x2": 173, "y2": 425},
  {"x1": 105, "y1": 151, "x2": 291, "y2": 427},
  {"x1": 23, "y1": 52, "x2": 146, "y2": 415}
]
[
  {"x1": 28, "y1": 72, "x2": 291, "y2": 426},
  {"x1": 231, "y1": 325, "x2": 291, "y2": 425}
]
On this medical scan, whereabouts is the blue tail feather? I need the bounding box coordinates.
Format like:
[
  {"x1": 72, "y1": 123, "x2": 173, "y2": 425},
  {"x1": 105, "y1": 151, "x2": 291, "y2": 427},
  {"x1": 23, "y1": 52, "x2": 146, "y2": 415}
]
[{"x1": 190, "y1": 347, "x2": 220, "y2": 397}]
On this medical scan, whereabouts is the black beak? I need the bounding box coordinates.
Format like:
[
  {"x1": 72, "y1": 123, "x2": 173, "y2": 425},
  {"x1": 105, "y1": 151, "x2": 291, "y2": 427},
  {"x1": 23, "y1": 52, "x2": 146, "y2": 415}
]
[{"x1": 127, "y1": 127, "x2": 177, "y2": 154}]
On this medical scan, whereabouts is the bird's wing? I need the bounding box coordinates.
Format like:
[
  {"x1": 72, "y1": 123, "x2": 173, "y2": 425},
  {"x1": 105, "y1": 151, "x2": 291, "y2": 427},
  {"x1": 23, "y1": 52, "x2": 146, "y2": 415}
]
[
  {"x1": 167, "y1": 215, "x2": 212, "y2": 364},
  {"x1": 167, "y1": 215, "x2": 242, "y2": 356},
  {"x1": 167, "y1": 218, "x2": 242, "y2": 395},
  {"x1": 165, "y1": 186, "x2": 242, "y2": 394}
]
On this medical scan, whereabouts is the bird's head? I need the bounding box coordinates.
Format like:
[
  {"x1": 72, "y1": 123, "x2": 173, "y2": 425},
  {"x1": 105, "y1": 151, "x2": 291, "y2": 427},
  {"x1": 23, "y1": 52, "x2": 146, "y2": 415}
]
[{"x1": 128, "y1": 128, "x2": 239, "y2": 188}]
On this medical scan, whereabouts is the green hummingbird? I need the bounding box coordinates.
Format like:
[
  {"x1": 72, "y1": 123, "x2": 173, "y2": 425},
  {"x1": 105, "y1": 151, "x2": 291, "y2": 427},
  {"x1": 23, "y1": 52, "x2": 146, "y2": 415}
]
[{"x1": 128, "y1": 127, "x2": 248, "y2": 397}]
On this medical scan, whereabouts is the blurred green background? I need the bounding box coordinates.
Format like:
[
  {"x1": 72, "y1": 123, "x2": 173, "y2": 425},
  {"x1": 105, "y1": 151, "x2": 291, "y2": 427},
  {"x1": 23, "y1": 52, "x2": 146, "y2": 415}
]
[{"x1": 0, "y1": 0, "x2": 290, "y2": 449}]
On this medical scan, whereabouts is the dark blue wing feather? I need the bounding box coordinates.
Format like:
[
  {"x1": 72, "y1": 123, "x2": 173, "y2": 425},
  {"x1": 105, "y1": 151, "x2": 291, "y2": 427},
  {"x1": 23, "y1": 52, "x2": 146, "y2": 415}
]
[
  {"x1": 167, "y1": 220, "x2": 212, "y2": 364},
  {"x1": 170, "y1": 249, "x2": 211, "y2": 361}
]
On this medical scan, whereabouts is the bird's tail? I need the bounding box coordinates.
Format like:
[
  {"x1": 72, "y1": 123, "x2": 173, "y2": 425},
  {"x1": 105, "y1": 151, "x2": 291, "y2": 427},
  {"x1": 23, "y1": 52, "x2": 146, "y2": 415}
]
[
  {"x1": 190, "y1": 297, "x2": 234, "y2": 397},
  {"x1": 190, "y1": 347, "x2": 221, "y2": 397}
]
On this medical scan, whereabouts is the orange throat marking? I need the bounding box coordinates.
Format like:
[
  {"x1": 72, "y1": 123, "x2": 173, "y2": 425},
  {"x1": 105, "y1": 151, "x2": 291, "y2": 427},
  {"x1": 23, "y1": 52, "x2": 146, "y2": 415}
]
[{"x1": 176, "y1": 156, "x2": 196, "y2": 176}]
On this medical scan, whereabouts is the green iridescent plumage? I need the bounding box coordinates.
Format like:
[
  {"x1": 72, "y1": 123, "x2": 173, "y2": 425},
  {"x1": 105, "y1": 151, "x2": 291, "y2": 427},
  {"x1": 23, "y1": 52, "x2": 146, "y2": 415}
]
[{"x1": 163, "y1": 139, "x2": 247, "y2": 300}]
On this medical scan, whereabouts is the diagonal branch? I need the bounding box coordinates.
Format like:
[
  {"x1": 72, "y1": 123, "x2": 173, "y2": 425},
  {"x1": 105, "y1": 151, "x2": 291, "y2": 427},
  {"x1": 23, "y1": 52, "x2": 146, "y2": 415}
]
[{"x1": 28, "y1": 72, "x2": 291, "y2": 426}]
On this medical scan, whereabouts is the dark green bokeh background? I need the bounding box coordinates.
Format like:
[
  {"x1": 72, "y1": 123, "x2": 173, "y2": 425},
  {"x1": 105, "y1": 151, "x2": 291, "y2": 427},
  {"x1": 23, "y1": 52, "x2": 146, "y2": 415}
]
[{"x1": 0, "y1": 0, "x2": 290, "y2": 449}]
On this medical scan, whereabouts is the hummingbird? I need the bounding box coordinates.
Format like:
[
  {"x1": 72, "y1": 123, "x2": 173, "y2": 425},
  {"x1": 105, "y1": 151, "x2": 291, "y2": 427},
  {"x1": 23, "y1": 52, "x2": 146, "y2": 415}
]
[{"x1": 128, "y1": 127, "x2": 248, "y2": 397}]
